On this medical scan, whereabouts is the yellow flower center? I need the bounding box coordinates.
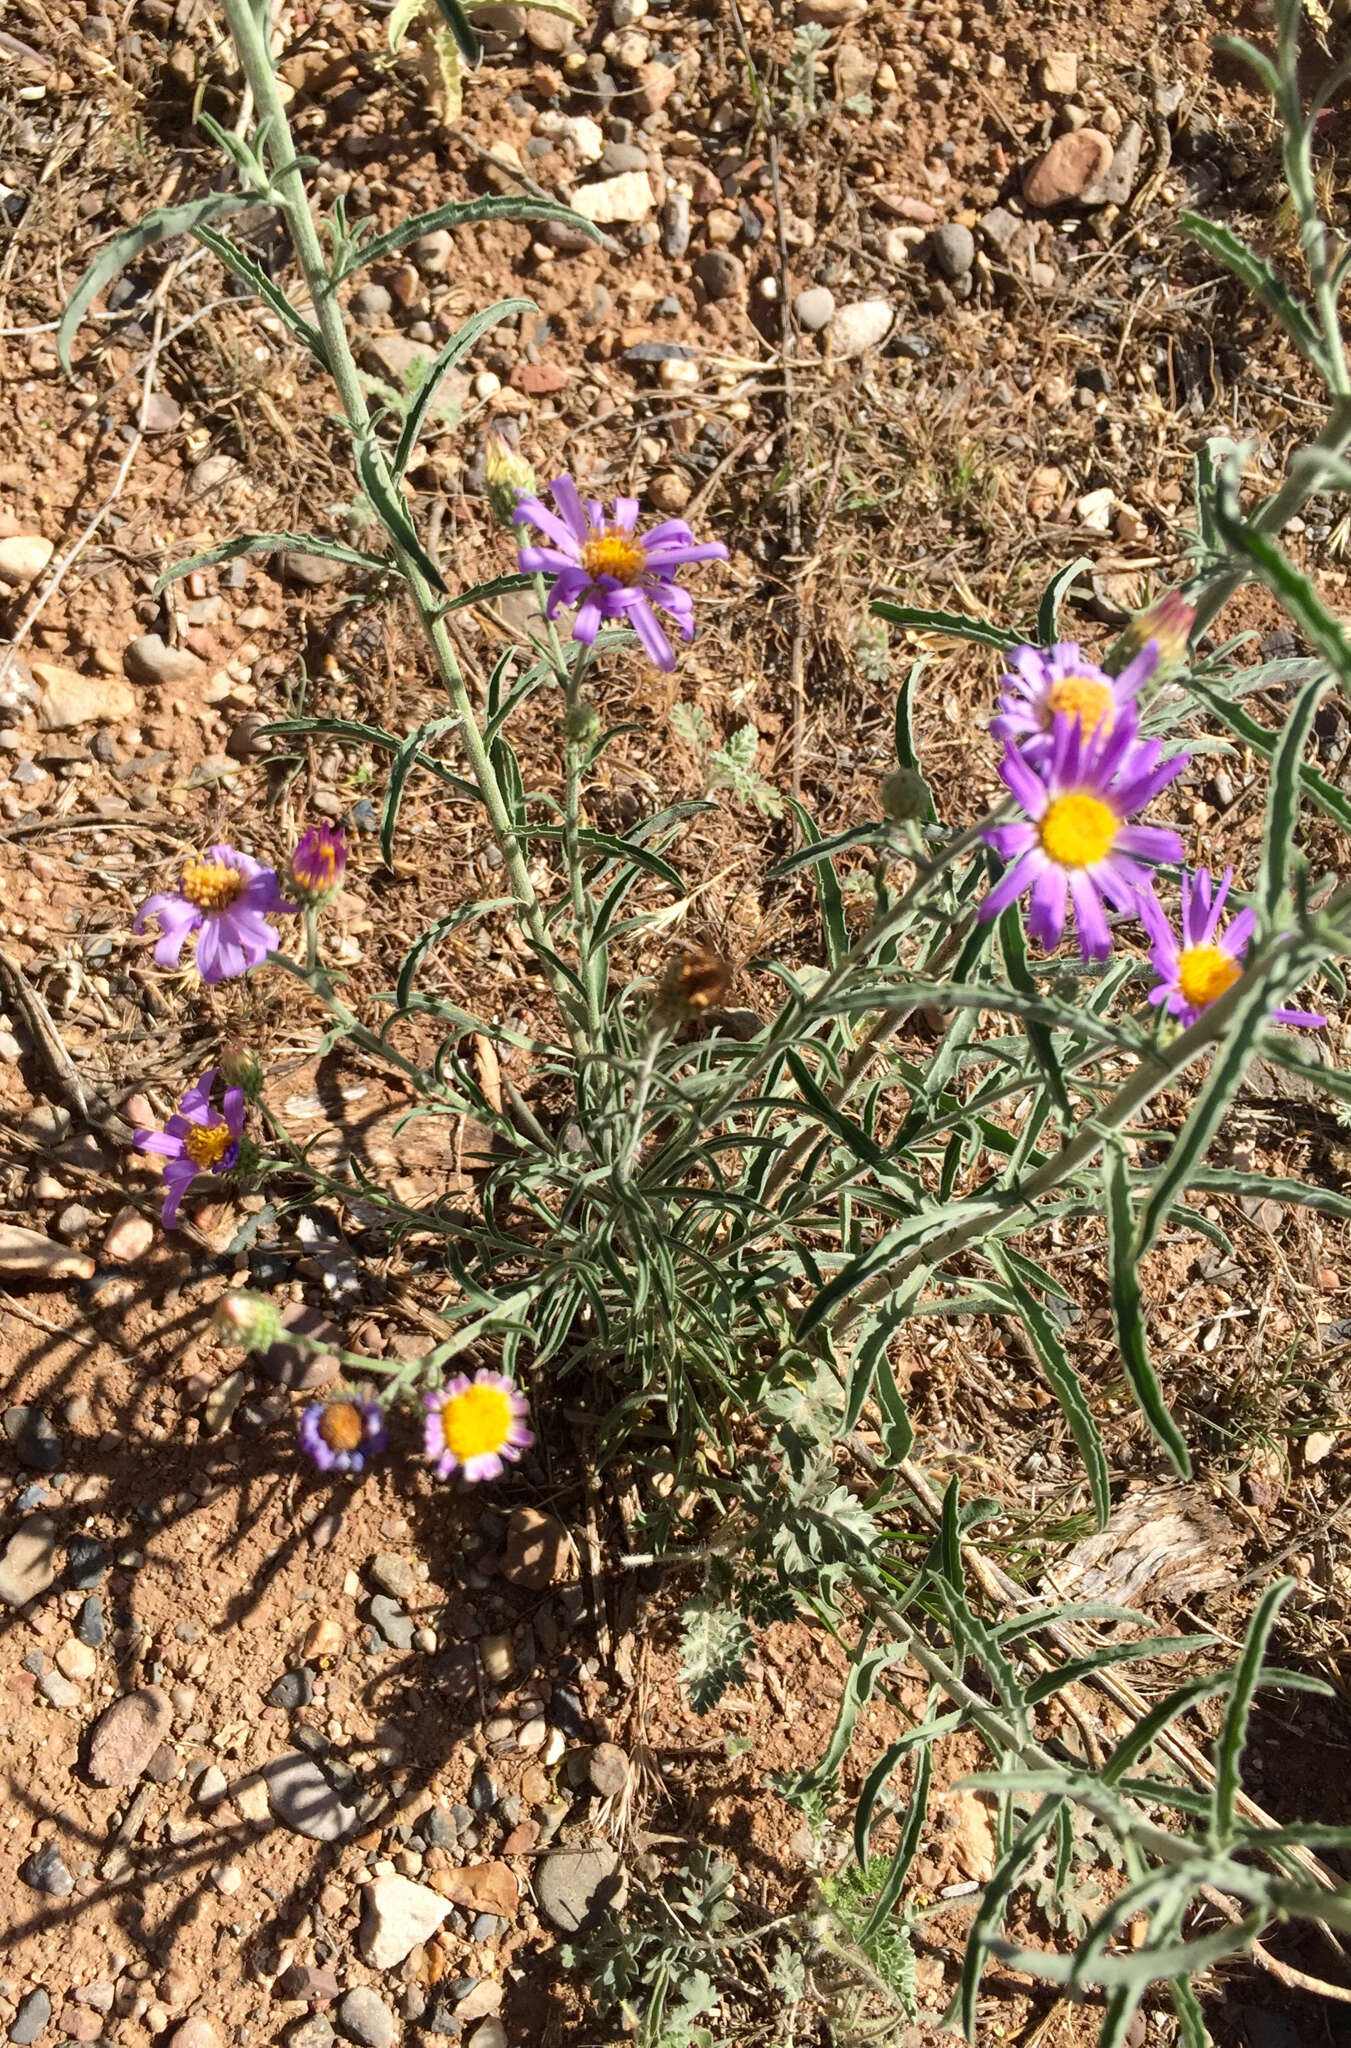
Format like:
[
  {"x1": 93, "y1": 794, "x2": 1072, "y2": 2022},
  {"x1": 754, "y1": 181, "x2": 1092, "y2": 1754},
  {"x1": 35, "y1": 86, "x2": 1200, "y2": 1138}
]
[
  {"x1": 581, "y1": 529, "x2": 647, "y2": 585},
  {"x1": 184, "y1": 1120, "x2": 234, "y2": 1171},
  {"x1": 439, "y1": 1384, "x2": 513, "y2": 1461},
  {"x1": 1038, "y1": 792, "x2": 1118, "y2": 869},
  {"x1": 319, "y1": 1402, "x2": 366, "y2": 1452},
  {"x1": 1177, "y1": 944, "x2": 1241, "y2": 1009},
  {"x1": 181, "y1": 858, "x2": 246, "y2": 913},
  {"x1": 1044, "y1": 674, "x2": 1115, "y2": 735}
]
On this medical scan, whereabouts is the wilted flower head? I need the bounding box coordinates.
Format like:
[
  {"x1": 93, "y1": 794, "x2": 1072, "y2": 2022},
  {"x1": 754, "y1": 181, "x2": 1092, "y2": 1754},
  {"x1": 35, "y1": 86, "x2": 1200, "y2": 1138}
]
[
  {"x1": 514, "y1": 473, "x2": 728, "y2": 672},
  {"x1": 298, "y1": 1397, "x2": 388, "y2": 1475},
  {"x1": 657, "y1": 944, "x2": 734, "y2": 1022},
  {"x1": 423, "y1": 1371, "x2": 532, "y2": 1483},
  {"x1": 562, "y1": 698, "x2": 603, "y2": 747},
  {"x1": 135, "y1": 1069, "x2": 246, "y2": 1228},
  {"x1": 290, "y1": 822, "x2": 347, "y2": 905},
  {"x1": 484, "y1": 428, "x2": 538, "y2": 527},
  {"x1": 991, "y1": 641, "x2": 1157, "y2": 764},
  {"x1": 1107, "y1": 590, "x2": 1195, "y2": 681},
  {"x1": 979, "y1": 712, "x2": 1189, "y2": 963},
  {"x1": 213, "y1": 1291, "x2": 282, "y2": 1352},
  {"x1": 135, "y1": 844, "x2": 294, "y2": 983},
  {"x1": 1137, "y1": 868, "x2": 1326, "y2": 1031}
]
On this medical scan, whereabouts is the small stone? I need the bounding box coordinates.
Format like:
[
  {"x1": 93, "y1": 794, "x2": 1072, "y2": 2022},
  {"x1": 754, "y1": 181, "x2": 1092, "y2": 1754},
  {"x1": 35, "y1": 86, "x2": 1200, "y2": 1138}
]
[
  {"x1": 350, "y1": 283, "x2": 392, "y2": 322},
  {"x1": 600, "y1": 141, "x2": 648, "y2": 175},
  {"x1": 267, "y1": 1667, "x2": 315, "y2": 1710},
  {"x1": 1082, "y1": 118, "x2": 1144, "y2": 206},
  {"x1": 1023, "y1": 128, "x2": 1115, "y2": 208},
  {"x1": 202, "y1": 1370, "x2": 247, "y2": 1436},
  {"x1": 560, "y1": 114, "x2": 605, "y2": 162},
  {"x1": 169, "y1": 2022, "x2": 222, "y2": 2048},
  {"x1": 88, "y1": 1687, "x2": 173, "y2": 1786},
  {"x1": 360, "y1": 1874, "x2": 453, "y2": 1970},
  {"x1": 536, "y1": 1844, "x2": 627, "y2": 1932},
  {"x1": 232, "y1": 1773, "x2": 271, "y2": 1823},
  {"x1": 75, "y1": 1984, "x2": 115, "y2": 2016},
  {"x1": 795, "y1": 0, "x2": 864, "y2": 20},
  {"x1": 102, "y1": 1204, "x2": 154, "y2": 1264},
  {"x1": 370, "y1": 1596, "x2": 414, "y2": 1651},
  {"x1": 285, "y1": 2022, "x2": 335, "y2": 2048},
  {"x1": 267, "y1": 1752, "x2": 357, "y2": 1841},
  {"x1": 478, "y1": 1632, "x2": 515, "y2": 1682},
  {"x1": 259, "y1": 1304, "x2": 342, "y2": 1391},
  {"x1": 0, "y1": 1515, "x2": 58, "y2": 1608},
  {"x1": 793, "y1": 285, "x2": 835, "y2": 332},
  {"x1": 0, "y1": 535, "x2": 53, "y2": 590},
  {"x1": 76, "y1": 1594, "x2": 105, "y2": 1646},
  {"x1": 524, "y1": 6, "x2": 573, "y2": 51},
  {"x1": 195, "y1": 1765, "x2": 228, "y2": 1807},
  {"x1": 276, "y1": 1965, "x2": 340, "y2": 2003},
  {"x1": 517, "y1": 1717, "x2": 547, "y2": 1752},
  {"x1": 145, "y1": 1741, "x2": 179, "y2": 1783},
  {"x1": 10, "y1": 1989, "x2": 53, "y2": 2045},
  {"x1": 648, "y1": 472, "x2": 691, "y2": 515},
  {"x1": 123, "y1": 634, "x2": 205, "y2": 686},
  {"x1": 370, "y1": 1552, "x2": 418, "y2": 1601},
  {"x1": 439, "y1": 1860, "x2": 519, "y2": 1919},
  {"x1": 56, "y1": 1637, "x2": 96, "y2": 1682},
  {"x1": 66, "y1": 1535, "x2": 106, "y2": 1589},
  {"x1": 828, "y1": 299, "x2": 894, "y2": 357},
  {"x1": 412, "y1": 229, "x2": 454, "y2": 274},
  {"x1": 212, "y1": 1859, "x2": 244, "y2": 1895},
  {"x1": 510, "y1": 360, "x2": 569, "y2": 395},
  {"x1": 280, "y1": 551, "x2": 348, "y2": 588},
  {"x1": 694, "y1": 249, "x2": 745, "y2": 301},
  {"x1": 587, "y1": 1743, "x2": 630, "y2": 1798},
  {"x1": 336, "y1": 1987, "x2": 395, "y2": 2048},
  {"x1": 189, "y1": 453, "x2": 235, "y2": 496},
  {"x1": 660, "y1": 192, "x2": 691, "y2": 258},
  {"x1": 22, "y1": 1840, "x2": 74, "y2": 1896},
  {"x1": 455, "y1": 1983, "x2": 503, "y2": 2024},
  {"x1": 305, "y1": 1615, "x2": 345, "y2": 1660},
  {"x1": 38, "y1": 1667, "x2": 80, "y2": 1709},
  {"x1": 467, "y1": 2024, "x2": 507, "y2": 2048},
  {"x1": 1038, "y1": 51, "x2": 1079, "y2": 96},
  {"x1": 501, "y1": 1508, "x2": 570, "y2": 1591},
  {"x1": 930, "y1": 222, "x2": 975, "y2": 280},
  {"x1": 1305, "y1": 1431, "x2": 1337, "y2": 1466},
  {"x1": 3, "y1": 1405, "x2": 62, "y2": 1472},
  {"x1": 633, "y1": 59, "x2": 677, "y2": 117},
  {"x1": 571, "y1": 170, "x2": 654, "y2": 224}
]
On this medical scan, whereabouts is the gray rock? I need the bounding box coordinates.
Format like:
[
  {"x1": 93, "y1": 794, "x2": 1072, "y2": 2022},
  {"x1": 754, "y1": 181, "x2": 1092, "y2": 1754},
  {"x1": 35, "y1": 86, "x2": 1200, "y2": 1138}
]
[
  {"x1": 467, "y1": 2021, "x2": 507, "y2": 2048},
  {"x1": 369, "y1": 1552, "x2": 418, "y2": 1602},
  {"x1": 123, "y1": 634, "x2": 204, "y2": 686},
  {"x1": 694, "y1": 249, "x2": 745, "y2": 301},
  {"x1": 37, "y1": 1668, "x2": 80, "y2": 1710},
  {"x1": 3, "y1": 1405, "x2": 62, "y2": 1471},
  {"x1": 76, "y1": 1594, "x2": 105, "y2": 1646},
  {"x1": 65, "y1": 1536, "x2": 106, "y2": 1589},
  {"x1": 369, "y1": 1596, "x2": 414, "y2": 1652},
  {"x1": 336, "y1": 1987, "x2": 395, "y2": 2048},
  {"x1": 195, "y1": 1765, "x2": 228, "y2": 1807},
  {"x1": 828, "y1": 298, "x2": 894, "y2": 358},
  {"x1": 599, "y1": 142, "x2": 647, "y2": 175},
  {"x1": 1082, "y1": 118, "x2": 1144, "y2": 207},
  {"x1": 793, "y1": 285, "x2": 835, "y2": 332},
  {"x1": 10, "y1": 1989, "x2": 52, "y2": 2045},
  {"x1": 0, "y1": 1515, "x2": 58, "y2": 1608},
  {"x1": 536, "y1": 1844, "x2": 627, "y2": 1933},
  {"x1": 21, "y1": 1840, "x2": 73, "y2": 1896},
  {"x1": 660, "y1": 193, "x2": 691, "y2": 258},
  {"x1": 979, "y1": 205, "x2": 1025, "y2": 254},
  {"x1": 286, "y1": 2021, "x2": 335, "y2": 2048},
  {"x1": 588, "y1": 1742, "x2": 630, "y2": 1798},
  {"x1": 279, "y1": 551, "x2": 349, "y2": 589},
  {"x1": 931, "y1": 222, "x2": 975, "y2": 279},
  {"x1": 424, "y1": 1806, "x2": 458, "y2": 1848},
  {"x1": 266, "y1": 1667, "x2": 315, "y2": 1711},
  {"x1": 266, "y1": 1753, "x2": 357, "y2": 1841},
  {"x1": 350, "y1": 283, "x2": 392, "y2": 323},
  {"x1": 412, "y1": 229, "x2": 454, "y2": 274}
]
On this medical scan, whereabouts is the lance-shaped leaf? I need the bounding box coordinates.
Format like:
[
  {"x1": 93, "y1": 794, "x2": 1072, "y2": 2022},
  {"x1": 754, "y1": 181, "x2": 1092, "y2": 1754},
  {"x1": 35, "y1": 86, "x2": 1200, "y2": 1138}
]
[
  {"x1": 392, "y1": 296, "x2": 534, "y2": 478},
  {"x1": 988, "y1": 1245, "x2": 1109, "y2": 1527},
  {"x1": 339, "y1": 194, "x2": 600, "y2": 279},
  {"x1": 155, "y1": 531, "x2": 393, "y2": 595},
  {"x1": 194, "y1": 222, "x2": 329, "y2": 368},
  {"x1": 1105, "y1": 1138, "x2": 1190, "y2": 1477},
  {"x1": 1181, "y1": 213, "x2": 1328, "y2": 373},
  {"x1": 871, "y1": 599, "x2": 1018, "y2": 652},
  {"x1": 60, "y1": 192, "x2": 258, "y2": 373},
  {"x1": 1035, "y1": 554, "x2": 1093, "y2": 646},
  {"x1": 1259, "y1": 669, "x2": 1327, "y2": 926}
]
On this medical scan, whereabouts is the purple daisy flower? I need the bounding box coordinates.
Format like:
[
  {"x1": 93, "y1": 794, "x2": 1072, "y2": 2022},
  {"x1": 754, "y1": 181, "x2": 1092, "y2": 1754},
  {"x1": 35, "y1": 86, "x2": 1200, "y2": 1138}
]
[
  {"x1": 135, "y1": 843, "x2": 295, "y2": 983},
  {"x1": 423, "y1": 1371, "x2": 533, "y2": 1484},
  {"x1": 298, "y1": 1397, "x2": 388, "y2": 1474},
  {"x1": 134, "y1": 1068, "x2": 246, "y2": 1228},
  {"x1": 290, "y1": 822, "x2": 347, "y2": 904},
  {"x1": 514, "y1": 474, "x2": 728, "y2": 672},
  {"x1": 991, "y1": 639, "x2": 1158, "y2": 763},
  {"x1": 1137, "y1": 868, "x2": 1326, "y2": 1030},
  {"x1": 979, "y1": 711, "x2": 1190, "y2": 963}
]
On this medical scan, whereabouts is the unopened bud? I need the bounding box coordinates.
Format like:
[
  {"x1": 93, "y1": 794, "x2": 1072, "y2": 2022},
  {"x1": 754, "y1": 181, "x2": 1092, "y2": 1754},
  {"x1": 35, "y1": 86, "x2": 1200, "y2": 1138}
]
[
  {"x1": 485, "y1": 429, "x2": 538, "y2": 528},
  {"x1": 213, "y1": 1292, "x2": 282, "y2": 1353},
  {"x1": 218, "y1": 1039, "x2": 265, "y2": 1099},
  {"x1": 879, "y1": 767, "x2": 933, "y2": 824},
  {"x1": 562, "y1": 699, "x2": 602, "y2": 746},
  {"x1": 290, "y1": 822, "x2": 347, "y2": 906},
  {"x1": 1105, "y1": 590, "x2": 1195, "y2": 681}
]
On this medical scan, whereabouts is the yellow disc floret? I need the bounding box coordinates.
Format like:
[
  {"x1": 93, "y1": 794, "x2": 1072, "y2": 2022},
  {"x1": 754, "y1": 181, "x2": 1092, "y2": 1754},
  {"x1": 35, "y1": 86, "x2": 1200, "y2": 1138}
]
[
  {"x1": 184, "y1": 1120, "x2": 234, "y2": 1171},
  {"x1": 181, "y1": 858, "x2": 246, "y2": 913},
  {"x1": 581, "y1": 530, "x2": 647, "y2": 585},
  {"x1": 1044, "y1": 674, "x2": 1115, "y2": 735},
  {"x1": 1177, "y1": 944, "x2": 1241, "y2": 1010},
  {"x1": 439, "y1": 1384, "x2": 514, "y2": 1461},
  {"x1": 1039, "y1": 792, "x2": 1118, "y2": 869},
  {"x1": 319, "y1": 1402, "x2": 366, "y2": 1453}
]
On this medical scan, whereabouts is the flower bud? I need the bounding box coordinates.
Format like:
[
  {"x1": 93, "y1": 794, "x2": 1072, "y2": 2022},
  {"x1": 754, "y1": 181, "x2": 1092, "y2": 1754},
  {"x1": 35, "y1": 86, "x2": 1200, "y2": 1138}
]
[
  {"x1": 218, "y1": 1038, "x2": 265, "y2": 1099},
  {"x1": 562, "y1": 699, "x2": 602, "y2": 746},
  {"x1": 1105, "y1": 590, "x2": 1195, "y2": 681},
  {"x1": 879, "y1": 767, "x2": 933, "y2": 823},
  {"x1": 484, "y1": 429, "x2": 538, "y2": 529},
  {"x1": 290, "y1": 822, "x2": 347, "y2": 905},
  {"x1": 213, "y1": 1292, "x2": 282, "y2": 1353}
]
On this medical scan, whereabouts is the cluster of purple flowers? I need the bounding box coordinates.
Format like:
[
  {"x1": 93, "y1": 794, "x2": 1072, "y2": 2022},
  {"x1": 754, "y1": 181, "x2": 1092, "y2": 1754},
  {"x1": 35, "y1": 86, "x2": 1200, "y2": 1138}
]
[{"x1": 977, "y1": 632, "x2": 1324, "y2": 1030}]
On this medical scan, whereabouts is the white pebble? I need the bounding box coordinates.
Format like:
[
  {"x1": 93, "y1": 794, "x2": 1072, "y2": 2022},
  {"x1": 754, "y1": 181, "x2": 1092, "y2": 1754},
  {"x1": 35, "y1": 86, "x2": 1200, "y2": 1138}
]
[
  {"x1": 658, "y1": 358, "x2": 700, "y2": 389},
  {"x1": 474, "y1": 371, "x2": 502, "y2": 400}
]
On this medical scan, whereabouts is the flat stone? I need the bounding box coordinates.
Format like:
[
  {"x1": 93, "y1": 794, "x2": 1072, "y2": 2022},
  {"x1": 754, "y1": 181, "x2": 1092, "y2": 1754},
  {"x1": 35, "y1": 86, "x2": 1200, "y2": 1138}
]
[
  {"x1": 266, "y1": 1667, "x2": 315, "y2": 1711},
  {"x1": 501, "y1": 1507, "x2": 571, "y2": 1591},
  {"x1": 33, "y1": 661, "x2": 137, "y2": 732},
  {"x1": 369, "y1": 1596, "x2": 414, "y2": 1651},
  {"x1": 195, "y1": 1765, "x2": 228, "y2": 1807},
  {"x1": 266, "y1": 1752, "x2": 357, "y2": 1841},
  {"x1": 280, "y1": 551, "x2": 349, "y2": 588},
  {"x1": 370, "y1": 1550, "x2": 418, "y2": 1601},
  {"x1": 587, "y1": 1742, "x2": 630, "y2": 1798},
  {"x1": 349, "y1": 283, "x2": 391, "y2": 322},
  {"x1": 10, "y1": 1989, "x2": 53, "y2": 2045},
  {"x1": 1081, "y1": 118, "x2": 1144, "y2": 206},
  {"x1": 793, "y1": 285, "x2": 835, "y2": 332},
  {"x1": 170, "y1": 2022, "x2": 222, "y2": 2048},
  {"x1": 4, "y1": 1405, "x2": 62, "y2": 1472},
  {"x1": 0, "y1": 535, "x2": 53, "y2": 590},
  {"x1": 123, "y1": 634, "x2": 204, "y2": 686},
  {"x1": 535, "y1": 1844, "x2": 627, "y2": 1933},
  {"x1": 1023, "y1": 128, "x2": 1115, "y2": 208},
  {"x1": 467, "y1": 2023, "x2": 507, "y2": 2048},
  {"x1": 88, "y1": 1686, "x2": 173, "y2": 1786},
  {"x1": 38, "y1": 1669, "x2": 80, "y2": 1709},
  {"x1": 189, "y1": 454, "x2": 235, "y2": 495},
  {"x1": 524, "y1": 6, "x2": 573, "y2": 51},
  {"x1": 1038, "y1": 51, "x2": 1079, "y2": 95},
  {"x1": 285, "y1": 2021, "x2": 335, "y2": 2048},
  {"x1": 0, "y1": 1515, "x2": 58, "y2": 1608},
  {"x1": 0, "y1": 1222, "x2": 94, "y2": 1281},
  {"x1": 510, "y1": 360, "x2": 569, "y2": 394},
  {"x1": 102, "y1": 1204, "x2": 154, "y2": 1264},
  {"x1": 21, "y1": 1840, "x2": 74, "y2": 1896},
  {"x1": 76, "y1": 1594, "x2": 105, "y2": 1645},
  {"x1": 359, "y1": 1874, "x2": 453, "y2": 1970},
  {"x1": 632, "y1": 57, "x2": 677, "y2": 117},
  {"x1": 336, "y1": 1987, "x2": 395, "y2": 2048},
  {"x1": 438, "y1": 1859, "x2": 519, "y2": 1919},
  {"x1": 570, "y1": 170, "x2": 653, "y2": 224},
  {"x1": 276, "y1": 1965, "x2": 340, "y2": 2003},
  {"x1": 695, "y1": 249, "x2": 745, "y2": 301},
  {"x1": 455, "y1": 1982, "x2": 503, "y2": 2023},
  {"x1": 828, "y1": 298, "x2": 894, "y2": 357},
  {"x1": 56, "y1": 1637, "x2": 96, "y2": 1682}
]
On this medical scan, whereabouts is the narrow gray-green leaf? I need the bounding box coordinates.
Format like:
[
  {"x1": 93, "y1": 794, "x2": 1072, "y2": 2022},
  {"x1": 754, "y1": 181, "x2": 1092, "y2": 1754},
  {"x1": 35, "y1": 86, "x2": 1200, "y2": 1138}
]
[
  {"x1": 988, "y1": 1245, "x2": 1108, "y2": 1527},
  {"x1": 155, "y1": 530, "x2": 392, "y2": 594},
  {"x1": 392, "y1": 295, "x2": 534, "y2": 478},
  {"x1": 872, "y1": 599, "x2": 1018, "y2": 653},
  {"x1": 341, "y1": 195, "x2": 600, "y2": 278},
  {"x1": 1104, "y1": 1139, "x2": 1191, "y2": 1478},
  {"x1": 1181, "y1": 214, "x2": 1327, "y2": 371},
  {"x1": 193, "y1": 221, "x2": 328, "y2": 367},
  {"x1": 1213, "y1": 1578, "x2": 1294, "y2": 1847},
  {"x1": 60, "y1": 193, "x2": 258, "y2": 373},
  {"x1": 1035, "y1": 554, "x2": 1093, "y2": 646},
  {"x1": 1260, "y1": 669, "x2": 1327, "y2": 925}
]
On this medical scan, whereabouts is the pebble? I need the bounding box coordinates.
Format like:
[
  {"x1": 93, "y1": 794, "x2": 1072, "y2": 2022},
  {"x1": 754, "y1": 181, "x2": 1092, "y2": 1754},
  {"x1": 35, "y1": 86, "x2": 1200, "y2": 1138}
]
[
  {"x1": 694, "y1": 249, "x2": 745, "y2": 301},
  {"x1": 285, "y1": 2021, "x2": 335, "y2": 2048},
  {"x1": 276, "y1": 1965, "x2": 340, "y2": 2002},
  {"x1": 536, "y1": 1844, "x2": 627, "y2": 1932},
  {"x1": 195, "y1": 1765, "x2": 228, "y2": 1807},
  {"x1": 55, "y1": 1203, "x2": 90, "y2": 1241},
  {"x1": 3, "y1": 1405, "x2": 62, "y2": 1471},
  {"x1": 336, "y1": 1987, "x2": 395, "y2": 2048},
  {"x1": 1023, "y1": 128, "x2": 1114, "y2": 208},
  {"x1": 1305, "y1": 1431, "x2": 1337, "y2": 1466},
  {"x1": 189, "y1": 453, "x2": 235, "y2": 495},
  {"x1": 76, "y1": 1594, "x2": 105, "y2": 1645},
  {"x1": 478, "y1": 1633, "x2": 515, "y2": 1684},
  {"x1": 1039, "y1": 50, "x2": 1079, "y2": 95},
  {"x1": 828, "y1": 299, "x2": 894, "y2": 357},
  {"x1": 524, "y1": 6, "x2": 573, "y2": 51},
  {"x1": 56, "y1": 1637, "x2": 96, "y2": 1682},
  {"x1": 570, "y1": 170, "x2": 653, "y2": 224},
  {"x1": 793, "y1": 285, "x2": 835, "y2": 332},
  {"x1": 930, "y1": 222, "x2": 975, "y2": 279},
  {"x1": 38, "y1": 1669, "x2": 80, "y2": 1709},
  {"x1": 266, "y1": 1753, "x2": 357, "y2": 1841},
  {"x1": 467, "y1": 2020, "x2": 508, "y2": 2048},
  {"x1": 455, "y1": 1983, "x2": 503, "y2": 2023},
  {"x1": 412, "y1": 229, "x2": 454, "y2": 274},
  {"x1": 660, "y1": 193, "x2": 690, "y2": 258},
  {"x1": 102, "y1": 1204, "x2": 154, "y2": 1264},
  {"x1": 88, "y1": 1687, "x2": 172, "y2": 1786},
  {"x1": 0, "y1": 1515, "x2": 58, "y2": 1608},
  {"x1": 370, "y1": 1552, "x2": 418, "y2": 1602},
  {"x1": 0, "y1": 535, "x2": 53, "y2": 590},
  {"x1": 212, "y1": 1859, "x2": 244, "y2": 1895},
  {"x1": 280, "y1": 551, "x2": 348, "y2": 588},
  {"x1": 35, "y1": 662, "x2": 137, "y2": 732},
  {"x1": 360, "y1": 1874, "x2": 452, "y2": 1970},
  {"x1": 559, "y1": 114, "x2": 604, "y2": 162},
  {"x1": 260, "y1": 1305, "x2": 342, "y2": 1392},
  {"x1": 9, "y1": 1991, "x2": 52, "y2": 2046},
  {"x1": 66, "y1": 1536, "x2": 106, "y2": 1589},
  {"x1": 588, "y1": 1742, "x2": 630, "y2": 1798},
  {"x1": 350, "y1": 283, "x2": 392, "y2": 322},
  {"x1": 369, "y1": 1596, "x2": 414, "y2": 1651},
  {"x1": 469, "y1": 1764, "x2": 498, "y2": 1813},
  {"x1": 123, "y1": 634, "x2": 204, "y2": 686},
  {"x1": 170, "y1": 2022, "x2": 223, "y2": 2048},
  {"x1": 632, "y1": 58, "x2": 677, "y2": 117},
  {"x1": 21, "y1": 1840, "x2": 74, "y2": 1896},
  {"x1": 1083, "y1": 118, "x2": 1144, "y2": 206},
  {"x1": 266, "y1": 1667, "x2": 315, "y2": 1711},
  {"x1": 0, "y1": 1223, "x2": 94, "y2": 1282},
  {"x1": 599, "y1": 141, "x2": 647, "y2": 175}
]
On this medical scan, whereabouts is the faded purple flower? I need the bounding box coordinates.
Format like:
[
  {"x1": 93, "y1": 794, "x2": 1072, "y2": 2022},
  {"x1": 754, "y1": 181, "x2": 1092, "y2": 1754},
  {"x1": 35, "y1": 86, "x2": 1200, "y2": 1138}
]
[
  {"x1": 991, "y1": 639, "x2": 1158, "y2": 763},
  {"x1": 423, "y1": 1371, "x2": 533, "y2": 1484},
  {"x1": 979, "y1": 711, "x2": 1189, "y2": 963},
  {"x1": 290, "y1": 822, "x2": 347, "y2": 904},
  {"x1": 514, "y1": 474, "x2": 727, "y2": 671},
  {"x1": 134, "y1": 1068, "x2": 246, "y2": 1227},
  {"x1": 1137, "y1": 867, "x2": 1326, "y2": 1030},
  {"x1": 135, "y1": 843, "x2": 294, "y2": 983},
  {"x1": 298, "y1": 1398, "x2": 388, "y2": 1474}
]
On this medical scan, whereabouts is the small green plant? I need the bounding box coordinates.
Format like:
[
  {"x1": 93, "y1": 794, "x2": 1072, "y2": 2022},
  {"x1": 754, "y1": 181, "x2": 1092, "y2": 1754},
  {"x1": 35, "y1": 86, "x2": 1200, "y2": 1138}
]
[{"x1": 671, "y1": 701, "x2": 784, "y2": 817}]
